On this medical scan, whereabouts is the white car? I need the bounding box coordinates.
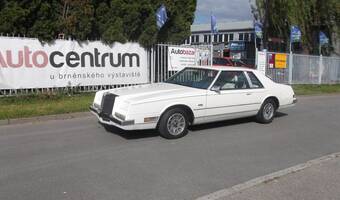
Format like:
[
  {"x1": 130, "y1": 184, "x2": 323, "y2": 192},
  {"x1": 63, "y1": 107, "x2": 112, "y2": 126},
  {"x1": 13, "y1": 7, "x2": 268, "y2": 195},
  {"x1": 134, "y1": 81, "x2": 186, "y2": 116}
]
[{"x1": 90, "y1": 66, "x2": 297, "y2": 139}]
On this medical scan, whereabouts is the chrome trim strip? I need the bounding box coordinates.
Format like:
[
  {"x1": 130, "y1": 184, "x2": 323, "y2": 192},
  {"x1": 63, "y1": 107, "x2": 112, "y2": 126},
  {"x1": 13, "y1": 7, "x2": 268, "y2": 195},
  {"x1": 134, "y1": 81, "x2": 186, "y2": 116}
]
[
  {"x1": 195, "y1": 109, "x2": 259, "y2": 119},
  {"x1": 193, "y1": 103, "x2": 261, "y2": 111}
]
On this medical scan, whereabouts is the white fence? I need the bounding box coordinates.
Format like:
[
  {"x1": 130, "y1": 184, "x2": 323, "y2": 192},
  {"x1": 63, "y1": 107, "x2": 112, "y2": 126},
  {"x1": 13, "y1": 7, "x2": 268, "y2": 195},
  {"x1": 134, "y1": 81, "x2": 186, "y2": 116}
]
[{"x1": 265, "y1": 52, "x2": 340, "y2": 84}]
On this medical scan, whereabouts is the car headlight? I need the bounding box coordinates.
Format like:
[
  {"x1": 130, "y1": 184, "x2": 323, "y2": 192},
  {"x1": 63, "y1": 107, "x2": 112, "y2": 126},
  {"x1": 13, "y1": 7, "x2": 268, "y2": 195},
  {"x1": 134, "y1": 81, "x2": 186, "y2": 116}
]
[{"x1": 115, "y1": 112, "x2": 126, "y2": 121}]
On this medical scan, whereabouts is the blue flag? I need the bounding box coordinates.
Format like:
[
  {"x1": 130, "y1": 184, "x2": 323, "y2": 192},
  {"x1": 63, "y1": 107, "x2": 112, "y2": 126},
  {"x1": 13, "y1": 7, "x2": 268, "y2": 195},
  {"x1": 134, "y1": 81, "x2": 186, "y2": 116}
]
[
  {"x1": 254, "y1": 21, "x2": 263, "y2": 39},
  {"x1": 211, "y1": 14, "x2": 218, "y2": 34},
  {"x1": 290, "y1": 25, "x2": 301, "y2": 43},
  {"x1": 156, "y1": 4, "x2": 168, "y2": 29},
  {"x1": 319, "y1": 31, "x2": 329, "y2": 45}
]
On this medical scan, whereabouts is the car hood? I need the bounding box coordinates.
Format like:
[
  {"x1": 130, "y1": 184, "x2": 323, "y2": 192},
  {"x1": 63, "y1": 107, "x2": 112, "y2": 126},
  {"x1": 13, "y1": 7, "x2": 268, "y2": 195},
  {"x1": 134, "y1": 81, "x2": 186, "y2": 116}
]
[{"x1": 107, "y1": 83, "x2": 205, "y2": 104}]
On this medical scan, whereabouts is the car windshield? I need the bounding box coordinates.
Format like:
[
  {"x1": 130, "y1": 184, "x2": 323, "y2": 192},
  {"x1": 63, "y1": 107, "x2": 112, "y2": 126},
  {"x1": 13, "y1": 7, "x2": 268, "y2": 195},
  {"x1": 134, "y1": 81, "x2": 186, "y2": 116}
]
[{"x1": 165, "y1": 68, "x2": 218, "y2": 89}]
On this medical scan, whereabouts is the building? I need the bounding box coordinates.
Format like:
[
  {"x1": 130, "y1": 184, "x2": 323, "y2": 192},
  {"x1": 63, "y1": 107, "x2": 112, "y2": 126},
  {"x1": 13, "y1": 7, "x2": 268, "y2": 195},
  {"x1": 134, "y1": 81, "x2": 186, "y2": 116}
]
[
  {"x1": 187, "y1": 20, "x2": 256, "y2": 65},
  {"x1": 186, "y1": 20, "x2": 255, "y2": 45}
]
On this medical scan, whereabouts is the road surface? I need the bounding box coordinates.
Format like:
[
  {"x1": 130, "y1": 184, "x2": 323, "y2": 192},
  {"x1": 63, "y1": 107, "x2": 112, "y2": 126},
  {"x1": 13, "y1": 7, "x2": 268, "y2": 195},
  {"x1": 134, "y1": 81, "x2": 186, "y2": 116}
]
[{"x1": 0, "y1": 95, "x2": 340, "y2": 200}]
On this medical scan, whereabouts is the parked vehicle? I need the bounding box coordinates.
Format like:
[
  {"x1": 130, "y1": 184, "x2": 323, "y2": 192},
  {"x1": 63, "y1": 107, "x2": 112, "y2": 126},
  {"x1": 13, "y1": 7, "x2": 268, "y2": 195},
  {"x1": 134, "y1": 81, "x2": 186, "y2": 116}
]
[
  {"x1": 90, "y1": 66, "x2": 297, "y2": 139},
  {"x1": 213, "y1": 57, "x2": 254, "y2": 68},
  {"x1": 212, "y1": 57, "x2": 234, "y2": 66}
]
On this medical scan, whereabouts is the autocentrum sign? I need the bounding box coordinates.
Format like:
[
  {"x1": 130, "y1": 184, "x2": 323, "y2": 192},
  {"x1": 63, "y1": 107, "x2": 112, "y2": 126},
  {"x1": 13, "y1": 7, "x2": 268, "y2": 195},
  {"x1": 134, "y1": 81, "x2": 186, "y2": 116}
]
[{"x1": 0, "y1": 37, "x2": 149, "y2": 89}]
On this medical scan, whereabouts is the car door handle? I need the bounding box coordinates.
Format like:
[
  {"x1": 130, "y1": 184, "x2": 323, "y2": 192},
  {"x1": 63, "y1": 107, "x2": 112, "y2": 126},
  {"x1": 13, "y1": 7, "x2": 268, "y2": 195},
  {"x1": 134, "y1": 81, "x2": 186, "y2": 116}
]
[{"x1": 246, "y1": 93, "x2": 252, "y2": 95}]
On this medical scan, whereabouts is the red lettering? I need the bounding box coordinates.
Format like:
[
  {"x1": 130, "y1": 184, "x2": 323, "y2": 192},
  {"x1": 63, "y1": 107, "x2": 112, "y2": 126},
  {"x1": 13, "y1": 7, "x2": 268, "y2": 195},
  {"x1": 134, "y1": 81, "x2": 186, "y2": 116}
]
[
  {"x1": 0, "y1": 52, "x2": 7, "y2": 67},
  {"x1": 24, "y1": 46, "x2": 33, "y2": 67},
  {"x1": 32, "y1": 51, "x2": 48, "y2": 68},
  {"x1": 6, "y1": 50, "x2": 23, "y2": 68}
]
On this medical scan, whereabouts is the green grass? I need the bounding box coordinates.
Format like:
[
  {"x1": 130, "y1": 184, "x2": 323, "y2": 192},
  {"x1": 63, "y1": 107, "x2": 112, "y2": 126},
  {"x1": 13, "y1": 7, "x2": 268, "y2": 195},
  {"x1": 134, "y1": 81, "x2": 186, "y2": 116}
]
[
  {"x1": 293, "y1": 84, "x2": 340, "y2": 95},
  {"x1": 0, "y1": 93, "x2": 95, "y2": 120},
  {"x1": 1, "y1": 84, "x2": 340, "y2": 120}
]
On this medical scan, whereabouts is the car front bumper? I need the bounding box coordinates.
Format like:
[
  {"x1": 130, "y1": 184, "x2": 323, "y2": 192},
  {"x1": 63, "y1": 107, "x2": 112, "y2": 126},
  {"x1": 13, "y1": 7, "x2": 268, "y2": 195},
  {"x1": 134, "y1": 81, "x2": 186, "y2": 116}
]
[{"x1": 89, "y1": 106, "x2": 155, "y2": 130}]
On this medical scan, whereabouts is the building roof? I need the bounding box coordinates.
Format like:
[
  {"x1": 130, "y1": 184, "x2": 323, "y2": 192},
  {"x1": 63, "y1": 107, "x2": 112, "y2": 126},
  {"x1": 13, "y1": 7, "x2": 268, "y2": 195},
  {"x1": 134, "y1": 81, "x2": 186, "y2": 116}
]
[{"x1": 191, "y1": 20, "x2": 254, "y2": 33}]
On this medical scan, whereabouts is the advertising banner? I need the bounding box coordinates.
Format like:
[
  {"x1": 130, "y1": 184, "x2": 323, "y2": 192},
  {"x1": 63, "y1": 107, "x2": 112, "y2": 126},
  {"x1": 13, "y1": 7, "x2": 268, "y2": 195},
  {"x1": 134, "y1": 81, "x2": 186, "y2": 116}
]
[
  {"x1": 257, "y1": 50, "x2": 267, "y2": 75},
  {"x1": 0, "y1": 37, "x2": 149, "y2": 89},
  {"x1": 275, "y1": 53, "x2": 287, "y2": 69},
  {"x1": 168, "y1": 46, "x2": 196, "y2": 71}
]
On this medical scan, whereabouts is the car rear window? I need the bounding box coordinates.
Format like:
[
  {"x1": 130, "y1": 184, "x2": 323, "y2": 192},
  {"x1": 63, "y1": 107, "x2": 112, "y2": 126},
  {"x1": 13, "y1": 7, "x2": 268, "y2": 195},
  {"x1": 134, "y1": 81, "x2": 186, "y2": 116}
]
[{"x1": 247, "y1": 72, "x2": 264, "y2": 88}]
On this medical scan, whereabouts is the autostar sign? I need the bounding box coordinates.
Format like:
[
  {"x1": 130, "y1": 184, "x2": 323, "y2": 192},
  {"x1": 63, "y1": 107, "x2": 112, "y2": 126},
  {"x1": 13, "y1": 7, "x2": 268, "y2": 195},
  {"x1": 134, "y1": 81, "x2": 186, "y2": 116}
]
[{"x1": 0, "y1": 37, "x2": 148, "y2": 89}]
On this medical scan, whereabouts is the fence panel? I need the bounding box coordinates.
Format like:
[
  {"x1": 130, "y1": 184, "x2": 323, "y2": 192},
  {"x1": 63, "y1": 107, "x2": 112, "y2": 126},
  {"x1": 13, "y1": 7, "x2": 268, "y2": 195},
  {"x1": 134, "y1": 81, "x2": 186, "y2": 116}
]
[
  {"x1": 322, "y1": 56, "x2": 340, "y2": 84},
  {"x1": 265, "y1": 52, "x2": 290, "y2": 84},
  {"x1": 265, "y1": 52, "x2": 340, "y2": 85}
]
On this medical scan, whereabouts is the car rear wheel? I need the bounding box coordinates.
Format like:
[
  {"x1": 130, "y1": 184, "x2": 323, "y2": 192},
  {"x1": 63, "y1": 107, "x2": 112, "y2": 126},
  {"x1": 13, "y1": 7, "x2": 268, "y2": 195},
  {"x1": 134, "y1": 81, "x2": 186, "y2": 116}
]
[
  {"x1": 158, "y1": 108, "x2": 189, "y2": 139},
  {"x1": 256, "y1": 99, "x2": 276, "y2": 124}
]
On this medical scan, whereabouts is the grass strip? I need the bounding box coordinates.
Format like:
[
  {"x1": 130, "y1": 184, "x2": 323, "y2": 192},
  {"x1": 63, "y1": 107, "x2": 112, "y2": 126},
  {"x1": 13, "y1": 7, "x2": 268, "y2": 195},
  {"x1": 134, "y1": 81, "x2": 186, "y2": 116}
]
[
  {"x1": 0, "y1": 93, "x2": 94, "y2": 120},
  {"x1": 292, "y1": 84, "x2": 340, "y2": 95}
]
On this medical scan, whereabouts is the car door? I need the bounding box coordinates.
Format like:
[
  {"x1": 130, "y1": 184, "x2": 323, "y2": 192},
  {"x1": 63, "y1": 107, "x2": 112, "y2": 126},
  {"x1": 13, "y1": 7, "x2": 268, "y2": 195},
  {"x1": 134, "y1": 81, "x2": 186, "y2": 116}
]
[{"x1": 205, "y1": 70, "x2": 262, "y2": 119}]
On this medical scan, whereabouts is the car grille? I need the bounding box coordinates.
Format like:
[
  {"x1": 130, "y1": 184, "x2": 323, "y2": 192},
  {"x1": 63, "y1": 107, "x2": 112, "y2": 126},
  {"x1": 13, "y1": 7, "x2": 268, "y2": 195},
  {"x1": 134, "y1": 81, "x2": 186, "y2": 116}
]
[{"x1": 100, "y1": 93, "x2": 117, "y2": 119}]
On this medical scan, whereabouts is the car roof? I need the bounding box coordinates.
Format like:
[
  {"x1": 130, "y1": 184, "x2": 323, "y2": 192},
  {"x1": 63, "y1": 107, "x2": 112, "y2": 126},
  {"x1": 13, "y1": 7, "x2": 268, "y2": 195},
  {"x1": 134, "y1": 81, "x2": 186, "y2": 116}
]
[{"x1": 190, "y1": 65, "x2": 255, "y2": 72}]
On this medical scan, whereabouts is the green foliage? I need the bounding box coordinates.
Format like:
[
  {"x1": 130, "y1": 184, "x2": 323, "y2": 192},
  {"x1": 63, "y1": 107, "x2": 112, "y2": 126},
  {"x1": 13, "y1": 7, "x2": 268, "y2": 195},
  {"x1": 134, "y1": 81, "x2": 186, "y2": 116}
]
[
  {"x1": 253, "y1": 0, "x2": 339, "y2": 54},
  {"x1": 0, "y1": 0, "x2": 197, "y2": 46}
]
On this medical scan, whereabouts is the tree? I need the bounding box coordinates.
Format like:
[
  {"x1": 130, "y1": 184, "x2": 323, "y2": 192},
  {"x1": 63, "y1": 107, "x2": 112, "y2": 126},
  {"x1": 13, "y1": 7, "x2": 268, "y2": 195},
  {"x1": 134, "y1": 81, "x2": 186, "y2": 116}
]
[
  {"x1": 252, "y1": 0, "x2": 339, "y2": 54},
  {"x1": 0, "y1": 0, "x2": 197, "y2": 46}
]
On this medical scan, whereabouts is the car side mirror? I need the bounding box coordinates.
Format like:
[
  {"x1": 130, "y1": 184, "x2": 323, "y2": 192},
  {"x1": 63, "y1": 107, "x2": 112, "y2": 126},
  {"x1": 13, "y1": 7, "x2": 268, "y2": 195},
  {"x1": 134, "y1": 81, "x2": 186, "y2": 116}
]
[{"x1": 211, "y1": 85, "x2": 221, "y2": 93}]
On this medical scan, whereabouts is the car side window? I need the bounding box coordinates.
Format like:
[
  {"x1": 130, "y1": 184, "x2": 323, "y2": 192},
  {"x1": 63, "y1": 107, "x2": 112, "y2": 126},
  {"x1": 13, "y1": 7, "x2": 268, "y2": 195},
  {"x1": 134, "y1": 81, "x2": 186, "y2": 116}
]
[
  {"x1": 247, "y1": 72, "x2": 264, "y2": 88},
  {"x1": 213, "y1": 71, "x2": 250, "y2": 90}
]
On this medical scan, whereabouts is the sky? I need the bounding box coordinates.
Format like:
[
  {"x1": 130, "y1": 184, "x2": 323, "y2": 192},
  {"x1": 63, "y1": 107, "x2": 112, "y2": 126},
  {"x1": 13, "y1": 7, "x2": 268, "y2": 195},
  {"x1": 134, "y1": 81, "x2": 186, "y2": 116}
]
[{"x1": 194, "y1": 0, "x2": 254, "y2": 24}]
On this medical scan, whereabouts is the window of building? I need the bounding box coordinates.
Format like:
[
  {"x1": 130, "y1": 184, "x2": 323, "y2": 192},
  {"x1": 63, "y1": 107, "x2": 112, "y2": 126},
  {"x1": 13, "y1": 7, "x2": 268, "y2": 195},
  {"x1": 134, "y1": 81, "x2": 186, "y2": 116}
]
[
  {"x1": 196, "y1": 35, "x2": 199, "y2": 43},
  {"x1": 214, "y1": 35, "x2": 218, "y2": 42},
  {"x1": 244, "y1": 33, "x2": 249, "y2": 41},
  {"x1": 239, "y1": 33, "x2": 244, "y2": 41},
  {"x1": 191, "y1": 35, "x2": 195, "y2": 43},
  {"x1": 218, "y1": 34, "x2": 223, "y2": 42},
  {"x1": 229, "y1": 33, "x2": 234, "y2": 41},
  {"x1": 250, "y1": 33, "x2": 255, "y2": 41},
  {"x1": 204, "y1": 35, "x2": 208, "y2": 43},
  {"x1": 224, "y1": 34, "x2": 229, "y2": 42}
]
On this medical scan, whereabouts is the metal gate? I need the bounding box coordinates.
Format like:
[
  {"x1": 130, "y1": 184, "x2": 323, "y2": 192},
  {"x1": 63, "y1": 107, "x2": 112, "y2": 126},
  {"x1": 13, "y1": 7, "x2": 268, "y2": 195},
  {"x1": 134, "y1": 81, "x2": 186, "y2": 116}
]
[{"x1": 149, "y1": 44, "x2": 213, "y2": 83}]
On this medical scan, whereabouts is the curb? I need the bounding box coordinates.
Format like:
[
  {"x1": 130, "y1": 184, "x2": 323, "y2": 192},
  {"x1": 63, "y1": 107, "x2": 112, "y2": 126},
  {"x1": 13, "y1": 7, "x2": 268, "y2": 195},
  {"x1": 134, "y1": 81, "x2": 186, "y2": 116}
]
[
  {"x1": 196, "y1": 152, "x2": 340, "y2": 200},
  {"x1": 0, "y1": 112, "x2": 92, "y2": 126}
]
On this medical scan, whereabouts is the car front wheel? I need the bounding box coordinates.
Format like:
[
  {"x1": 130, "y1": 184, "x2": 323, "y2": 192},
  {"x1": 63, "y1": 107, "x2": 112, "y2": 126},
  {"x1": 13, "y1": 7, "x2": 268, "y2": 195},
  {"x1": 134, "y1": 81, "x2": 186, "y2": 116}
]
[
  {"x1": 158, "y1": 108, "x2": 189, "y2": 139},
  {"x1": 256, "y1": 99, "x2": 276, "y2": 124}
]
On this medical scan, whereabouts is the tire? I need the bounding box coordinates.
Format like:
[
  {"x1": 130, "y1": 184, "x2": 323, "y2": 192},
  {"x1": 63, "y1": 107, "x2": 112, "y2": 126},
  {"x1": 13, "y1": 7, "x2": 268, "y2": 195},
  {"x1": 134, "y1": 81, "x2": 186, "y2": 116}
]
[
  {"x1": 256, "y1": 99, "x2": 276, "y2": 124},
  {"x1": 158, "y1": 108, "x2": 189, "y2": 139}
]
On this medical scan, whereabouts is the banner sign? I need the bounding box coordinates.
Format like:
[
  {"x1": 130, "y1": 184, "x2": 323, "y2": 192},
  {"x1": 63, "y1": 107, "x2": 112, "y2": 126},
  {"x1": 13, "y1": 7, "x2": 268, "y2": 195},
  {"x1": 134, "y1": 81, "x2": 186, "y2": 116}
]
[
  {"x1": 168, "y1": 46, "x2": 197, "y2": 71},
  {"x1": 290, "y1": 25, "x2": 301, "y2": 43},
  {"x1": 0, "y1": 37, "x2": 148, "y2": 89},
  {"x1": 274, "y1": 53, "x2": 287, "y2": 69},
  {"x1": 268, "y1": 53, "x2": 275, "y2": 68},
  {"x1": 319, "y1": 31, "x2": 329, "y2": 46},
  {"x1": 257, "y1": 50, "x2": 267, "y2": 75},
  {"x1": 254, "y1": 22, "x2": 263, "y2": 39}
]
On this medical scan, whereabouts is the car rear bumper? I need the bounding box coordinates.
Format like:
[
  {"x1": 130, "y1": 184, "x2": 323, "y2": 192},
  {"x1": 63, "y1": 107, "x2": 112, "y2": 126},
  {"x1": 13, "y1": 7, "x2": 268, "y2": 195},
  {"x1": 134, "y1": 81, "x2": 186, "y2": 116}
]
[
  {"x1": 89, "y1": 106, "x2": 156, "y2": 130},
  {"x1": 279, "y1": 97, "x2": 297, "y2": 109}
]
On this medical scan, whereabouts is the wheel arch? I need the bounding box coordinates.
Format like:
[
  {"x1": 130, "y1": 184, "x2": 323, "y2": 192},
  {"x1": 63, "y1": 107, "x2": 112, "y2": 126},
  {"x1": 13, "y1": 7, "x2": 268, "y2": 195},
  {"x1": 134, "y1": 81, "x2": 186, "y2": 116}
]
[
  {"x1": 157, "y1": 104, "x2": 195, "y2": 127},
  {"x1": 263, "y1": 96, "x2": 280, "y2": 109}
]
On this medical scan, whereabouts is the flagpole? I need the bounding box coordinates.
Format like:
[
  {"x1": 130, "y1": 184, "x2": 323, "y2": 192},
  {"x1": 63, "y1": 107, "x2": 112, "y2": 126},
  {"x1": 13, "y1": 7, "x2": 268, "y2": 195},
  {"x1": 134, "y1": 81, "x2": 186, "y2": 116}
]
[{"x1": 210, "y1": 12, "x2": 213, "y2": 66}]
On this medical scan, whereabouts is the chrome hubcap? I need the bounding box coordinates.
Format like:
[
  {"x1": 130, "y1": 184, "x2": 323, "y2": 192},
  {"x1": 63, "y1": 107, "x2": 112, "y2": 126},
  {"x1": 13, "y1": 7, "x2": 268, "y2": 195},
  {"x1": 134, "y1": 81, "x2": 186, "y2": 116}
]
[
  {"x1": 167, "y1": 113, "x2": 186, "y2": 136},
  {"x1": 263, "y1": 103, "x2": 274, "y2": 120}
]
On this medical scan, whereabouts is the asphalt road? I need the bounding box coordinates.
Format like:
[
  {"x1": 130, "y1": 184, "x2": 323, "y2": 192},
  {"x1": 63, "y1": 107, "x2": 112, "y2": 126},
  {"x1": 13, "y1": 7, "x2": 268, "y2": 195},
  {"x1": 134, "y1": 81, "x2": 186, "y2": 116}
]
[{"x1": 1, "y1": 95, "x2": 340, "y2": 200}]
